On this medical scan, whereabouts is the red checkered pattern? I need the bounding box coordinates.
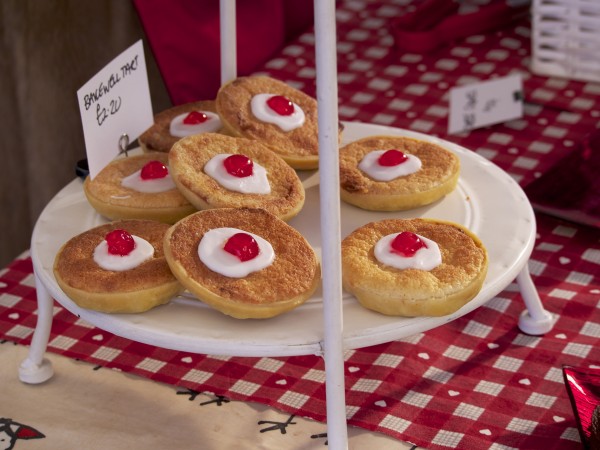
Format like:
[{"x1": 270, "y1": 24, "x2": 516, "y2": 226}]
[
  {"x1": 2, "y1": 1, "x2": 600, "y2": 449},
  {"x1": 2, "y1": 214, "x2": 599, "y2": 449},
  {"x1": 262, "y1": 1, "x2": 600, "y2": 189}
]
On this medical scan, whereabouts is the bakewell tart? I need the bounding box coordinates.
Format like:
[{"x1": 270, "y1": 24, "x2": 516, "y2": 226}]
[
  {"x1": 53, "y1": 220, "x2": 182, "y2": 313},
  {"x1": 168, "y1": 133, "x2": 305, "y2": 221},
  {"x1": 163, "y1": 208, "x2": 321, "y2": 319},
  {"x1": 215, "y1": 75, "x2": 342, "y2": 170},
  {"x1": 341, "y1": 218, "x2": 488, "y2": 317},
  {"x1": 339, "y1": 135, "x2": 460, "y2": 211},
  {"x1": 138, "y1": 100, "x2": 223, "y2": 153},
  {"x1": 83, "y1": 152, "x2": 196, "y2": 224}
]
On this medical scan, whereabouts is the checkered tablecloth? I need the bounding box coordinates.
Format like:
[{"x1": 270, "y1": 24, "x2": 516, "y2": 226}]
[{"x1": 2, "y1": 1, "x2": 600, "y2": 449}]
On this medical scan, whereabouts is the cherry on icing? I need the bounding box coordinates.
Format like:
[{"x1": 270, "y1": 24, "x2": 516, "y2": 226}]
[
  {"x1": 140, "y1": 160, "x2": 169, "y2": 180},
  {"x1": 266, "y1": 95, "x2": 294, "y2": 116},
  {"x1": 223, "y1": 232, "x2": 259, "y2": 262},
  {"x1": 378, "y1": 149, "x2": 408, "y2": 167},
  {"x1": 224, "y1": 154, "x2": 254, "y2": 178},
  {"x1": 183, "y1": 111, "x2": 209, "y2": 124},
  {"x1": 105, "y1": 229, "x2": 136, "y2": 256},
  {"x1": 391, "y1": 231, "x2": 428, "y2": 257}
]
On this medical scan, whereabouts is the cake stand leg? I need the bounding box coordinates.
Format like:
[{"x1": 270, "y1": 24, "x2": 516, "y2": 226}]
[
  {"x1": 516, "y1": 265, "x2": 555, "y2": 335},
  {"x1": 19, "y1": 272, "x2": 54, "y2": 384}
]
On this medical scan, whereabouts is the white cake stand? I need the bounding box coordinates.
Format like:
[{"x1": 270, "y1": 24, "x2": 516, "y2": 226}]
[{"x1": 19, "y1": 2, "x2": 555, "y2": 449}]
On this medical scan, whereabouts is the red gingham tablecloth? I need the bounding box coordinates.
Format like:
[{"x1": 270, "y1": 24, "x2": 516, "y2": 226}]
[
  {"x1": 2, "y1": 1, "x2": 600, "y2": 449},
  {"x1": 2, "y1": 220, "x2": 599, "y2": 449}
]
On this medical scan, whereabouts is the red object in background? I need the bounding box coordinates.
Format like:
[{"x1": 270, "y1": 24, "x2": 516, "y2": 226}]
[
  {"x1": 132, "y1": 0, "x2": 314, "y2": 105},
  {"x1": 563, "y1": 366, "x2": 600, "y2": 449},
  {"x1": 525, "y1": 128, "x2": 600, "y2": 229},
  {"x1": 390, "y1": 0, "x2": 530, "y2": 54}
]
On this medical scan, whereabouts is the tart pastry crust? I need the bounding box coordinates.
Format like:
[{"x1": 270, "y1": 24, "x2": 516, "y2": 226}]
[
  {"x1": 216, "y1": 75, "x2": 342, "y2": 170},
  {"x1": 138, "y1": 100, "x2": 223, "y2": 153},
  {"x1": 83, "y1": 152, "x2": 196, "y2": 224},
  {"x1": 168, "y1": 133, "x2": 305, "y2": 221},
  {"x1": 164, "y1": 208, "x2": 321, "y2": 319},
  {"x1": 54, "y1": 220, "x2": 182, "y2": 313},
  {"x1": 342, "y1": 218, "x2": 488, "y2": 317},
  {"x1": 339, "y1": 135, "x2": 460, "y2": 211}
]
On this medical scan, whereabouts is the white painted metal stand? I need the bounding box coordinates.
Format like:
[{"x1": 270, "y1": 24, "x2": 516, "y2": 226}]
[
  {"x1": 18, "y1": 273, "x2": 54, "y2": 384},
  {"x1": 313, "y1": 1, "x2": 349, "y2": 448},
  {"x1": 516, "y1": 266, "x2": 555, "y2": 335},
  {"x1": 219, "y1": 0, "x2": 237, "y2": 84}
]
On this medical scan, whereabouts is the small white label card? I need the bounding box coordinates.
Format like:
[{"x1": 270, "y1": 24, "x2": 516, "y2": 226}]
[
  {"x1": 448, "y1": 74, "x2": 523, "y2": 135},
  {"x1": 77, "y1": 40, "x2": 153, "y2": 179}
]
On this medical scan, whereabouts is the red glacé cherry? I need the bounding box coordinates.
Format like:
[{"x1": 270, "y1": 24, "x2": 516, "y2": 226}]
[
  {"x1": 224, "y1": 154, "x2": 253, "y2": 178},
  {"x1": 391, "y1": 231, "x2": 427, "y2": 257},
  {"x1": 266, "y1": 95, "x2": 294, "y2": 116},
  {"x1": 105, "y1": 229, "x2": 136, "y2": 256},
  {"x1": 183, "y1": 110, "x2": 208, "y2": 124},
  {"x1": 224, "y1": 232, "x2": 260, "y2": 262},
  {"x1": 378, "y1": 149, "x2": 408, "y2": 167},
  {"x1": 140, "y1": 160, "x2": 169, "y2": 180}
]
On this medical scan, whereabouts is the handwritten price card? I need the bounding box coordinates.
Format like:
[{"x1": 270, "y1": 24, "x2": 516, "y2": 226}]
[
  {"x1": 77, "y1": 40, "x2": 153, "y2": 179},
  {"x1": 448, "y1": 74, "x2": 523, "y2": 135}
]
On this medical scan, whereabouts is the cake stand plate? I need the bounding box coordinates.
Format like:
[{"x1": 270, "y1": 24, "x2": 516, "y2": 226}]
[{"x1": 26, "y1": 122, "x2": 551, "y2": 367}]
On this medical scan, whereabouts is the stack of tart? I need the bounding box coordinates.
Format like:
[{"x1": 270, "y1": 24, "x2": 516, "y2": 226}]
[{"x1": 56, "y1": 75, "x2": 487, "y2": 320}]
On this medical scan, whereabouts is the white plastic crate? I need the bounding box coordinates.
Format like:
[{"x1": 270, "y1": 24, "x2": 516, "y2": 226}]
[{"x1": 531, "y1": 0, "x2": 600, "y2": 82}]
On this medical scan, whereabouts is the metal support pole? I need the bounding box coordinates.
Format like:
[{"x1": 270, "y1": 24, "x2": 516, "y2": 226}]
[
  {"x1": 220, "y1": 0, "x2": 237, "y2": 84},
  {"x1": 314, "y1": 1, "x2": 349, "y2": 448}
]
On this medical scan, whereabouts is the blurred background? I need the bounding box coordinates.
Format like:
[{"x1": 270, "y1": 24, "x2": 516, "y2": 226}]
[
  {"x1": 0, "y1": 1, "x2": 170, "y2": 266},
  {"x1": 0, "y1": 0, "x2": 313, "y2": 267}
]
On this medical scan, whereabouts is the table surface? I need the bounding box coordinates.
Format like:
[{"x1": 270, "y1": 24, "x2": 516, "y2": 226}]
[{"x1": 2, "y1": 1, "x2": 600, "y2": 449}]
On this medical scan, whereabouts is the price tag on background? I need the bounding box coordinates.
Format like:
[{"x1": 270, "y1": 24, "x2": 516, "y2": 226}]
[
  {"x1": 448, "y1": 74, "x2": 523, "y2": 135},
  {"x1": 77, "y1": 40, "x2": 153, "y2": 179}
]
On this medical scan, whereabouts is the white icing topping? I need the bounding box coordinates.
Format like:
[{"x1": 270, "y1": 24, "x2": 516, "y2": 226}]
[
  {"x1": 169, "y1": 111, "x2": 222, "y2": 138},
  {"x1": 198, "y1": 227, "x2": 275, "y2": 278},
  {"x1": 374, "y1": 233, "x2": 441, "y2": 270},
  {"x1": 93, "y1": 235, "x2": 154, "y2": 271},
  {"x1": 121, "y1": 168, "x2": 176, "y2": 193},
  {"x1": 250, "y1": 93, "x2": 306, "y2": 131},
  {"x1": 358, "y1": 150, "x2": 422, "y2": 181},
  {"x1": 204, "y1": 154, "x2": 271, "y2": 194}
]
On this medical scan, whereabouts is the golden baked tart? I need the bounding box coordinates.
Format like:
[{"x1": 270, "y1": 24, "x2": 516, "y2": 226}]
[
  {"x1": 215, "y1": 75, "x2": 342, "y2": 170},
  {"x1": 339, "y1": 135, "x2": 460, "y2": 211},
  {"x1": 341, "y1": 218, "x2": 488, "y2": 317},
  {"x1": 83, "y1": 152, "x2": 196, "y2": 224},
  {"x1": 164, "y1": 208, "x2": 321, "y2": 319},
  {"x1": 138, "y1": 100, "x2": 223, "y2": 153},
  {"x1": 168, "y1": 133, "x2": 305, "y2": 221},
  {"x1": 54, "y1": 220, "x2": 182, "y2": 313}
]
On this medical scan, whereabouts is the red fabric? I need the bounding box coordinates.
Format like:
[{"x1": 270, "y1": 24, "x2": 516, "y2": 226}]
[
  {"x1": 2, "y1": 225, "x2": 599, "y2": 450},
  {"x1": 391, "y1": 1, "x2": 529, "y2": 53},
  {"x1": 525, "y1": 128, "x2": 600, "y2": 228},
  {"x1": 132, "y1": 0, "x2": 314, "y2": 105}
]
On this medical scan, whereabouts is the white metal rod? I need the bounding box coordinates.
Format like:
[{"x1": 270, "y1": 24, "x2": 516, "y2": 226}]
[
  {"x1": 219, "y1": 0, "x2": 237, "y2": 85},
  {"x1": 314, "y1": 0, "x2": 348, "y2": 448},
  {"x1": 19, "y1": 271, "x2": 55, "y2": 384}
]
